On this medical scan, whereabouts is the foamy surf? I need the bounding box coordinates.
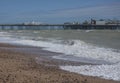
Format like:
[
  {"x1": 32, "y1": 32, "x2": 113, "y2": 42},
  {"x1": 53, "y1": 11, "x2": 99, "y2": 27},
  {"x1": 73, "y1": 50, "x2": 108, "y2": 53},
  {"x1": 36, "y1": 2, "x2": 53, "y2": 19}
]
[
  {"x1": 7, "y1": 39, "x2": 119, "y2": 63},
  {"x1": 60, "y1": 62, "x2": 120, "y2": 81},
  {"x1": 0, "y1": 32, "x2": 120, "y2": 63},
  {"x1": 0, "y1": 31, "x2": 120, "y2": 81}
]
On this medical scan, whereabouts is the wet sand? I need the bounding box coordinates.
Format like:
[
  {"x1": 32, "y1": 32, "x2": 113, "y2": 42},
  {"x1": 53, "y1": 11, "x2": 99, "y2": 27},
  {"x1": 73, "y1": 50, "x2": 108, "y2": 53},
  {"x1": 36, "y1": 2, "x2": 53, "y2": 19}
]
[{"x1": 0, "y1": 43, "x2": 119, "y2": 83}]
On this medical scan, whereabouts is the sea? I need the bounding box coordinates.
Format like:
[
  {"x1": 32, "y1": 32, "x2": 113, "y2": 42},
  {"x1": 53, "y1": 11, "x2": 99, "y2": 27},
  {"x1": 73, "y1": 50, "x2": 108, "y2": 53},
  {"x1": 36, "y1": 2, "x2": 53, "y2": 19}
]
[{"x1": 0, "y1": 29, "x2": 120, "y2": 81}]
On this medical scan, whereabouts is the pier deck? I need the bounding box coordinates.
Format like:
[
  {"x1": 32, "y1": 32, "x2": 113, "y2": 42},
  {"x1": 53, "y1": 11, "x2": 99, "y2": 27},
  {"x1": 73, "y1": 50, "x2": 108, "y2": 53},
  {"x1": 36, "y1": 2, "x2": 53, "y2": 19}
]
[{"x1": 0, "y1": 24, "x2": 119, "y2": 30}]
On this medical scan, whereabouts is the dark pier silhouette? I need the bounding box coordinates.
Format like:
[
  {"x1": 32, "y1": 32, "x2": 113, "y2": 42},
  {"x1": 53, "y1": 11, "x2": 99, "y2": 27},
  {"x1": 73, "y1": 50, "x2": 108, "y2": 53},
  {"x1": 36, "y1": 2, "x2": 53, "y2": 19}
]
[
  {"x1": 0, "y1": 24, "x2": 120, "y2": 30},
  {"x1": 64, "y1": 24, "x2": 120, "y2": 30}
]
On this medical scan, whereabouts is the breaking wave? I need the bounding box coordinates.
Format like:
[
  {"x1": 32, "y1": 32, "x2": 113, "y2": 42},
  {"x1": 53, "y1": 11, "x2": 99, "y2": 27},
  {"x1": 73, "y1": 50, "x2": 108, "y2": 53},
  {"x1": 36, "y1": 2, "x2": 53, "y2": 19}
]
[{"x1": 9, "y1": 38, "x2": 120, "y2": 63}]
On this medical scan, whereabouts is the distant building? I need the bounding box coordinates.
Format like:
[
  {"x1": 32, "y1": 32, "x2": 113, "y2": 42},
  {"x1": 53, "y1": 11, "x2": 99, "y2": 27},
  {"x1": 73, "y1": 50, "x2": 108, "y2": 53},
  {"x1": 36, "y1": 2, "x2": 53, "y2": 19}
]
[
  {"x1": 91, "y1": 19, "x2": 106, "y2": 25},
  {"x1": 23, "y1": 21, "x2": 45, "y2": 25},
  {"x1": 106, "y1": 19, "x2": 120, "y2": 25},
  {"x1": 64, "y1": 22, "x2": 80, "y2": 25},
  {"x1": 72, "y1": 22, "x2": 80, "y2": 25},
  {"x1": 96, "y1": 20, "x2": 106, "y2": 25}
]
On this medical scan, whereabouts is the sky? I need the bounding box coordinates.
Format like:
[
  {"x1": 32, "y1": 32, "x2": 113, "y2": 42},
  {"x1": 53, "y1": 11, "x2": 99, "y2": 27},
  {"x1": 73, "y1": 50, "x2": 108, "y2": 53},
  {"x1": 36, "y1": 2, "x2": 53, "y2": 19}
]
[{"x1": 0, "y1": 0, "x2": 120, "y2": 24}]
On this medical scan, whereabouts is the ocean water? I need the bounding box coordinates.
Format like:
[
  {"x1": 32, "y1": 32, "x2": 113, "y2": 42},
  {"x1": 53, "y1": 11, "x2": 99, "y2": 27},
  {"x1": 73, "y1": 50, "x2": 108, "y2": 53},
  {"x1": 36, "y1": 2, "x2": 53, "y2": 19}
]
[{"x1": 0, "y1": 30, "x2": 120, "y2": 81}]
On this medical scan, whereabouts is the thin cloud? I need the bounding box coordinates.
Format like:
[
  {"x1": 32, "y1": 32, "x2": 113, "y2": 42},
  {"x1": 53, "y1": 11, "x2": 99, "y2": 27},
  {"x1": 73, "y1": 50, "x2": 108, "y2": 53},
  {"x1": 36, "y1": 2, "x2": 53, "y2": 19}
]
[{"x1": 41, "y1": 4, "x2": 120, "y2": 18}]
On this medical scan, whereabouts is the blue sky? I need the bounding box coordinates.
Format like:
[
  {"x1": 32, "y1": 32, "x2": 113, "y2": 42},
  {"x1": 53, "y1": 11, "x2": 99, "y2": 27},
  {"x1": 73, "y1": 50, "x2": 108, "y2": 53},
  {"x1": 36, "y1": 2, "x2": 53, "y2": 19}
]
[{"x1": 0, "y1": 0, "x2": 120, "y2": 24}]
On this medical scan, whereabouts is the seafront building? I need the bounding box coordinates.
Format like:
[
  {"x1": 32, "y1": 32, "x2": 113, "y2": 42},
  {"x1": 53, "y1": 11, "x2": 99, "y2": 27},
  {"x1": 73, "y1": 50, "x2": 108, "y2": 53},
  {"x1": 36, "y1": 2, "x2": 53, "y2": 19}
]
[
  {"x1": 91, "y1": 19, "x2": 120, "y2": 25},
  {"x1": 23, "y1": 21, "x2": 46, "y2": 25},
  {"x1": 64, "y1": 19, "x2": 120, "y2": 25},
  {"x1": 91, "y1": 19, "x2": 106, "y2": 25}
]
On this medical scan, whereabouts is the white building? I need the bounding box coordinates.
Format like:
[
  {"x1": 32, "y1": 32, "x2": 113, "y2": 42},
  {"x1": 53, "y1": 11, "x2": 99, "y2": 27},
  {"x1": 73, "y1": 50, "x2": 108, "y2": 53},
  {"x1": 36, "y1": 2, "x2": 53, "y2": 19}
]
[
  {"x1": 96, "y1": 20, "x2": 106, "y2": 25},
  {"x1": 24, "y1": 21, "x2": 45, "y2": 25}
]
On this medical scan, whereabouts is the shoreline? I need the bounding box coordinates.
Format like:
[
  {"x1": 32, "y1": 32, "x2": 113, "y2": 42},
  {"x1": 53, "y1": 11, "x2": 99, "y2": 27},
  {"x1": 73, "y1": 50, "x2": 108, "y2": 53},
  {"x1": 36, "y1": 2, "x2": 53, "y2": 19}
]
[{"x1": 0, "y1": 43, "x2": 119, "y2": 83}]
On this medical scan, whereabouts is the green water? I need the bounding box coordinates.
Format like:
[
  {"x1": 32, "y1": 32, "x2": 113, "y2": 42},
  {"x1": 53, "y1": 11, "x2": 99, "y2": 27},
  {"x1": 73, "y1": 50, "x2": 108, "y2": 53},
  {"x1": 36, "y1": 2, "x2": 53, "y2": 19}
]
[{"x1": 5, "y1": 30, "x2": 120, "y2": 50}]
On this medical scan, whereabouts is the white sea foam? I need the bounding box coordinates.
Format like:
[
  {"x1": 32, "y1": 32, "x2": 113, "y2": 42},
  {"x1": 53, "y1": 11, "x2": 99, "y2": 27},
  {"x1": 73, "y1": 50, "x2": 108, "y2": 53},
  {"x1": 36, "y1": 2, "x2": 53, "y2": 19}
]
[
  {"x1": 60, "y1": 62, "x2": 120, "y2": 81},
  {"x1": 2, "y1": 38, "x2": 120, "y2": 63},
  {"x1": 0, "y1": 32, "x2": 12, "y2": 37},
  {"x1": 0, "y1": 32, "x2": 120, "y2": 63},
  {"x1": 85, "y1": 30, "x2": 94, "y2": 32}
]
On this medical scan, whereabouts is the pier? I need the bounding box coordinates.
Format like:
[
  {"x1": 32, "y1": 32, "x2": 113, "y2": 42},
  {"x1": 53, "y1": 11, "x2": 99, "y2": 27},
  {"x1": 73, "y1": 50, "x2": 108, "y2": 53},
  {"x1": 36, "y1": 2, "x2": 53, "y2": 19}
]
[
  {"x1": 64, "y1": 24, "x2": 120, "y2": 30},
  {"x1": 0, "y1": 24, "x2": 120, "y2": 30}
]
